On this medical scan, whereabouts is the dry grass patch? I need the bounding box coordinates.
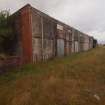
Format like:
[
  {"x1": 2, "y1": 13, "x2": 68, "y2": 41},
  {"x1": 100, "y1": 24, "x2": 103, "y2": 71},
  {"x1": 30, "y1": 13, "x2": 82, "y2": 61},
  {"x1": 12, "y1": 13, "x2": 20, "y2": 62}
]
[{"x1": 0, "y1": 47, "x2": 105, "y2": 105}]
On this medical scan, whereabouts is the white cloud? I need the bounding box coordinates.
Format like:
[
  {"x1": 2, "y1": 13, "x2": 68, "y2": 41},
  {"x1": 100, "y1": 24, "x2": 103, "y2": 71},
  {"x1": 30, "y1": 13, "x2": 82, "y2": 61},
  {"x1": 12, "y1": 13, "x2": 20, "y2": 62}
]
[{"x1": 0, "y1": 0, "x2": 105, "y2": 44}]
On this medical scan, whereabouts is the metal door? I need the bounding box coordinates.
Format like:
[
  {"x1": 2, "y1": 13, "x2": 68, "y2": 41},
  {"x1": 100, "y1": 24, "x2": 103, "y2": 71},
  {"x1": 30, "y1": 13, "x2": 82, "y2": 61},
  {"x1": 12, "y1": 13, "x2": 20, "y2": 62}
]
[
  {"x1": 57, "y1": 39, "x2": 64, "y2": 56},
  {"x1": 74, "y1": 41, "x2": 79, "y2": 52}
]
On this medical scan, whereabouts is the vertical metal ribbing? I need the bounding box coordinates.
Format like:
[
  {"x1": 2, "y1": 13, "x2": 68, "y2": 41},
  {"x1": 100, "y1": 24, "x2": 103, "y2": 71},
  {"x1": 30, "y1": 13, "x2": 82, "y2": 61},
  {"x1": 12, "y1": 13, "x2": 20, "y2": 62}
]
[
  {"x1": 72, "y1": 28, "x2": 74, "y2": 53},
  {"x1": 30, "y1": 7, "x2": 34, "y2": 63},
  {"x1": 20, "y1": 5, "x2": 33, "y2": 64},
  {"x1": 78, "y1": 31, "x2": 80, "y2": 52},
  {"x1": 41, "y1": 16, "x2": 44, "y2": 60}
]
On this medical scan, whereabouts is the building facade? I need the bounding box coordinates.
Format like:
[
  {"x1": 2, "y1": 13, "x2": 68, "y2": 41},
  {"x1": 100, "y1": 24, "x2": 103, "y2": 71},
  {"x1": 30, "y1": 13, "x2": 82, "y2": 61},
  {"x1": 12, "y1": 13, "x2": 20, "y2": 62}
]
[{"x1": 10, "y1": 4, "x2": 97, "y2": 64}]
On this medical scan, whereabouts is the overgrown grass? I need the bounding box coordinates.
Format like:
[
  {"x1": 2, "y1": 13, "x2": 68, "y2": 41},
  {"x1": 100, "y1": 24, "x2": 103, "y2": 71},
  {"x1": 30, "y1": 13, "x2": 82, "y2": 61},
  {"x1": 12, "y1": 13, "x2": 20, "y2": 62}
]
[{"x1": 0, "y1": 47, "x2": 105, "y2": 105}]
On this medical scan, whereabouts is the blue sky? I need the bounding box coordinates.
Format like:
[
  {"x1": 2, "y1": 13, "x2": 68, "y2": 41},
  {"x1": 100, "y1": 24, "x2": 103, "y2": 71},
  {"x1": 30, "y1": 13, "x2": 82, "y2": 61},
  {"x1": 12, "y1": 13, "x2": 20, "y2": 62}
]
[{"x1": 0, "y1": 0, "x2": 105, "y2": 44}]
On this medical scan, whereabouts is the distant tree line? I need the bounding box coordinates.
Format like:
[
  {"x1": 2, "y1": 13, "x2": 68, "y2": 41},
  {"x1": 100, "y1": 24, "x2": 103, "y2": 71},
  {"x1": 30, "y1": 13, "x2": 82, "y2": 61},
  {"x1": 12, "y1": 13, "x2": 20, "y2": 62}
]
[{"x1": 0, "y1": 10, "x2": 14, "y2": 55}]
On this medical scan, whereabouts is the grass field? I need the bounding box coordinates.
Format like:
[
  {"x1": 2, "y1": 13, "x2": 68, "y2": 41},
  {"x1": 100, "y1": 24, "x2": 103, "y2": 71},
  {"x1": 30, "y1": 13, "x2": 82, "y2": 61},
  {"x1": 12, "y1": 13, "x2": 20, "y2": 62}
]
[{"x1": 0, "y1": 47, "x2": 105, "y2": 105}]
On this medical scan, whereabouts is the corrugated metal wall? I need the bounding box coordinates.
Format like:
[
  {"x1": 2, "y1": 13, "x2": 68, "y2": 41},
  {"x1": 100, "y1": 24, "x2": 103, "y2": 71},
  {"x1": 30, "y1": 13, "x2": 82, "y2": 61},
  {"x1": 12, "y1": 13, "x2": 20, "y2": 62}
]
[
  {"x1": 30, "y1": 5, "x2": 96, "y2": 61},
  {"x1": 57, "y1": 24, "x2": 65, "y2": 56},
  {"x1": 57, "y1": 39, "x2": 65, "y2": 56},
  {"x1": 72, "y1": 29, "x2": 80, "y2": 53},
  {"x1": 11, "y1": 4, "x2": 97, "y2": 64},
  {"x1": 32, "y1": 8, "x2": 56, "y2": 63},
  {"x1": 10, "y1": 4, "x2": 33, "y2": 64},
  {"x1": 79, "y1": 34, "x2": 85, "y2": 52},
  {"x1": 65, "y1": 28, "x2": 72, "y2": 55}
]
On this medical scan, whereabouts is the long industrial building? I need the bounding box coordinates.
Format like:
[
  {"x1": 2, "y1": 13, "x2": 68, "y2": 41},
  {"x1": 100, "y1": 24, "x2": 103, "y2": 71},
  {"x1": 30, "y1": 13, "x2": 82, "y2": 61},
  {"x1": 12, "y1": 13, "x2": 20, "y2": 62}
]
[{"x1": 9, "y1": 4, "x2": 97, "y2": 64}]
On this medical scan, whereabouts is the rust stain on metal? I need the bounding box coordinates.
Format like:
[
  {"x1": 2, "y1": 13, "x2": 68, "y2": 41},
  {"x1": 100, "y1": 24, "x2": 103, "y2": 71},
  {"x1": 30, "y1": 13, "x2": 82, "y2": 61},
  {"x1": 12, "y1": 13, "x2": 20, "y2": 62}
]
[{"x1": 9, "y1": 4, "x2": 97, "y2": 64}]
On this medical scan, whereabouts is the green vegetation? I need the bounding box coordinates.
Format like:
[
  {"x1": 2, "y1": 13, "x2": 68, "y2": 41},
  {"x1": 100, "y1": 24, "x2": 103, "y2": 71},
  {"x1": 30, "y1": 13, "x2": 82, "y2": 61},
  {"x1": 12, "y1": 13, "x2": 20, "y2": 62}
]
[
  {"x1": 0, "y1": 10, "x2": 13, "y2": 54},
  {"x1": 0, "y1": 47, "x2": 105, "y2": 105}
]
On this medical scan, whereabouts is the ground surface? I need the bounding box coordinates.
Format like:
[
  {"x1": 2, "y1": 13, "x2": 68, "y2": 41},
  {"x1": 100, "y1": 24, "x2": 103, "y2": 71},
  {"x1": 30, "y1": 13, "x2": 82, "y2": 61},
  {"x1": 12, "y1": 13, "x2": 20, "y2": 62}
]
[{"x1": 0, "y1": 47, "x2": 105, "y2": 105}]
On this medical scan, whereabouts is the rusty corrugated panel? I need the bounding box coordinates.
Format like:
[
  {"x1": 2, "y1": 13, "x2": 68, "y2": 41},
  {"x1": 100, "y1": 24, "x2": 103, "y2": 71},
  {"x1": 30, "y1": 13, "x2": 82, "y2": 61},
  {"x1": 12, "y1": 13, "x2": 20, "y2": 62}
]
[
  {"x1": 9, "y1": 4, "x2": 97, "y2": 65},
  {"x1": 20, "y1": 5, "x2": 33, "y2": 64},
  {"x1": 64, "y1": 28, "x2": 72, "y2": 55},
  {"x1": 65, "y1": 41, "x2": 70, "y2": 56}
]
